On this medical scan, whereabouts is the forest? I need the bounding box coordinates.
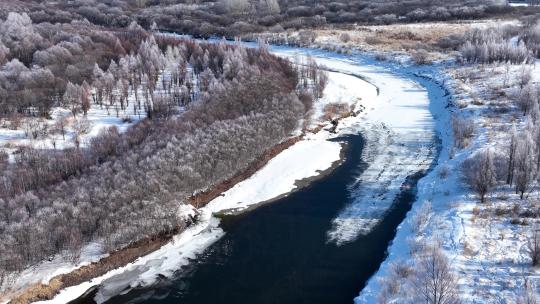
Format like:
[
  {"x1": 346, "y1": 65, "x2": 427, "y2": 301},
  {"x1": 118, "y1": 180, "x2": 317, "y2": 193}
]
[
  {"x1": 0, "y1": 11, "x2": 328, "y2": 281},
  {"x1": 0, "y1": 0, "x2": 515, "y2": 39}
]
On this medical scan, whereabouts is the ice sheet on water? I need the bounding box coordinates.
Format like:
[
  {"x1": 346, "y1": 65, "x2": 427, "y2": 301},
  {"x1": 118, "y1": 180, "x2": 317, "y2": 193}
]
[{"x1": 327, "y1": 123, "x2": 435, "y2": 245}]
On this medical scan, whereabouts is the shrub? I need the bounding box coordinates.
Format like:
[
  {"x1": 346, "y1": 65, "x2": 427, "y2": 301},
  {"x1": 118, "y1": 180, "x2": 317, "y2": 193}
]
[{"x1": 452, "y1": 115, "x2": 474, "y2": 149}]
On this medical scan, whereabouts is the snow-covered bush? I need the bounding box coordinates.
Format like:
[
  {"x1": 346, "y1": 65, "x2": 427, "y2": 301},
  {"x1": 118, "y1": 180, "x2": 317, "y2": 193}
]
[
  {"x1": 516, "y1": 84, "x2": 538, "y2": 115},
  {"x1": 411, "y1": 49, "x2": 431, "y2": 65},
  {"x1": 339, "y1": 32, "x2": 351, "y2": 43},
  {"x1": 452, "y1": 115, "x2": 474, "y2": 149},
  {"x1": 460, "y1": 40, "x2": 534, "y2": 64},
  {"x1": 410, "y1": 201, "x2": 433, "y2": 235},
  {"x1": 459, "y1": 27, "x2": 534, "y2": 64}
]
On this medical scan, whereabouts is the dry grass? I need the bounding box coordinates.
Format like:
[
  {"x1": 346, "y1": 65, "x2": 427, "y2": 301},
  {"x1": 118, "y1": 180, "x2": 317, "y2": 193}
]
[
  {"x1": 9, "y1": 279, "x2": 62, "y2": 304},
  {"x1": 321, "y1": 102, "x2": 352, "y2": 121},
  {"x1": 293, "y1": 20, "x2": 519, "y2": 59},
  {"x1": 312, "y1": 22, "x2": 478, "y2": 56}
]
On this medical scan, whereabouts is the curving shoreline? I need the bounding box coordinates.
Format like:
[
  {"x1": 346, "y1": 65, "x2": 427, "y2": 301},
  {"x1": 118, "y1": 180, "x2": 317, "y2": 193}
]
[
  {"x1": 4, "y1": 70, "x2": 376, "y2": 304},
  {"x1": 3, "y1": 131, "x2": 335, "y2": 304},
  {"x1": 9, "y1": 41, "x2": 452, "y2": 304}
]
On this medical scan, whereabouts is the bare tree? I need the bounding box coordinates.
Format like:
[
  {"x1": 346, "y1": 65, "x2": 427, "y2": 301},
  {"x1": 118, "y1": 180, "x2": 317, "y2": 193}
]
[
  {"x1": 411, "y1": 247, "x2": 461, "y2": 304},
  {"x1": 462, "y1": 148, "x2": 497, "y2": 203},
  {"x1": 508, "y1": 124, "x2": 518, "y2": 185},
  {"x1": 527, "y1": 228, "x2": 540, "y2": 267},
  {"x1": 514, "y1": 132, "x2": 535, "y2": 199}
]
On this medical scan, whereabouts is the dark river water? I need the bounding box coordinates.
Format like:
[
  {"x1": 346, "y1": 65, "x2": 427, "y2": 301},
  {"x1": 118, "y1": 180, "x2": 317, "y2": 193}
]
[{"x1": 73, "y1": 130, "x2": 433, "y2": 304}]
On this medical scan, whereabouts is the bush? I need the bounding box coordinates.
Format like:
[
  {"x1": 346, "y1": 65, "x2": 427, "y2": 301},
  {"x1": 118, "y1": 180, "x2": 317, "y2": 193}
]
[
  {"x1": 339, "y1": 32, "x2": 351, "y2": 43},
  {"x1": 411, "y1": 49, "x2": 431, "y2": 65},
  {"x1": 452, "y1": 115, "x2": 474, "y2": 149}
]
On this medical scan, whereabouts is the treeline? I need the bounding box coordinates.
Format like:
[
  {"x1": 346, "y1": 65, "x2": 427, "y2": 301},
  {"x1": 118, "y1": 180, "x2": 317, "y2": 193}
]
[
  {"x1": 0, "y1": 0, "x2": 512, "y2": 39},
  {"x1": 0, "y1": 12, "x2": 146, "y2": 118},
  {"x1": 0, "y1": 32, "x2": 326, "y2": 278},
  {"x1": 457, "y1": 20, "x2": 540, "y2": 64}
]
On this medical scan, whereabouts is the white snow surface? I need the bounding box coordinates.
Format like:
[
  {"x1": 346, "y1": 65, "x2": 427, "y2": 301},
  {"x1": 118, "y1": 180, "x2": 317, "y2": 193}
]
[
  {"x1": 0, "y1": 102, "x2": 142, "y2": 161},
  {"x1": 206, "y1": 132, "x2": 342, "y2": 214}
]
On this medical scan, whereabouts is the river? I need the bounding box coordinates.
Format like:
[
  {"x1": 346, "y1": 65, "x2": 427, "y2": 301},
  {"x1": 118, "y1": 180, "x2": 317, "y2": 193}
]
[{"x1": 69, "y1": 43, "x2": 448, "y2": 304}]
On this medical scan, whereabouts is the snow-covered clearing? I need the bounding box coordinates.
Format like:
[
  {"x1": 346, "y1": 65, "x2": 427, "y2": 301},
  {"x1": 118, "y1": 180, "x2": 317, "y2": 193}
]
[
  {"x1": 0, "y1": 68, "x2": 183, "y2": 161},
  {"x1": 25, "y1": 45, "x2": 379, "y2": 304},
  {"x1": 0, "y1": 96, "x2": 140, "y2": 164},
  {"x1": 0, "y1": 105, "x2": 141, "y2": 161}
]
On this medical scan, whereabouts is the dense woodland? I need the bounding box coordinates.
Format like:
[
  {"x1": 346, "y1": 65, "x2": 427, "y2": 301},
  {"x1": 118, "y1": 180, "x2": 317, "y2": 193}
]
[
  {"x1": 0, "y1": 9, "x2": 329, "y2": 278},
  {"x1": 0, "y1": 0, "x2": 516, "y2": 38}
]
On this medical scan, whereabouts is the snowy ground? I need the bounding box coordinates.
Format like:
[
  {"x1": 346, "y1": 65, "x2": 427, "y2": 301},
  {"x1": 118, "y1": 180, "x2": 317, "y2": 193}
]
[
  {"x1": 0, "y1": 97, "x2": 141, "y2": 163},
  {"x1": 0, "y1": 69, "x2": 184, "y2": 162},
  {"x1": 0, "y1": 106, "x2": 141, "y2": 161}
]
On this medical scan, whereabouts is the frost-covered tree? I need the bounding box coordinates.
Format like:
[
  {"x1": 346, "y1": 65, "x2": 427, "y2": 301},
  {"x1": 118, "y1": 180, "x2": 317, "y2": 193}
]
[
  {"x1": 514, "y1": 129, "x2": 536, "y2": 199},
  {"x1": 0, "y1": 12, "x2": 44, "y2": 65},
  {"x1": 221, "y1": 0, "x2": 251, "y2": 13},
  {"x1": 410, "y1": 247, "x2": 461, "y2": 304},
  {"x1": 259, "y1": 0, "x2": 280, "y2": 14},
  {"x1": 517, "y1": 84, "x2": 538, "y2": 115},
  {"x1": 63, "y1": 82, "x2": 83, "y2": 118},
  {"x1": 0, "y1": 42, "x2": 9, "y2": 65},
  {"x1": 507, "y1": 124, "x2": 518, "y2": 185},
  {"x1": 463, "y1": 148, "x2": 497, "y2": 203},
  {"x1": 0, "y1": 38, "x2": 314, "y2": 275},
  {"x1": 527, "y1": 227, "x2": 540, "y2": 267}
]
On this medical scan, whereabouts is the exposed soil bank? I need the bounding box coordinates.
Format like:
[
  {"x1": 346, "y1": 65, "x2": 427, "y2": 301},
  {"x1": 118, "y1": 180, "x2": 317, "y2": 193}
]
[{"x1": 188, "y1": 136, "x2": 303, "y2": 209}]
